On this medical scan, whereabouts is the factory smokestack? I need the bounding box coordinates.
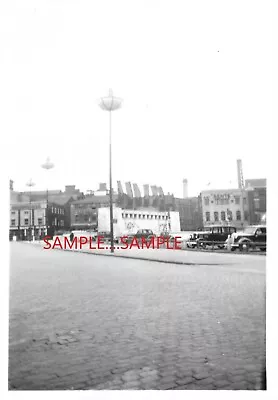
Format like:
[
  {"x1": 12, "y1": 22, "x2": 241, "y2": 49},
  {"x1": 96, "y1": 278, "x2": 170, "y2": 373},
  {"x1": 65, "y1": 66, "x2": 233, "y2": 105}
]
[
  {"x1": 237, "y1": 159, "x2": 244, "y2": 189},
  {"x1": 183, "y1": 179, "x2": 188, "y2": 198}
]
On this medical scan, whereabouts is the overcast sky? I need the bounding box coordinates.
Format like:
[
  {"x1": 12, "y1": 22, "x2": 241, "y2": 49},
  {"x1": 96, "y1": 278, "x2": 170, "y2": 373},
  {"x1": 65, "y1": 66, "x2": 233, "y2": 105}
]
[{"x1": 2, "y1": 0, "x2": 271, "y2": 198}]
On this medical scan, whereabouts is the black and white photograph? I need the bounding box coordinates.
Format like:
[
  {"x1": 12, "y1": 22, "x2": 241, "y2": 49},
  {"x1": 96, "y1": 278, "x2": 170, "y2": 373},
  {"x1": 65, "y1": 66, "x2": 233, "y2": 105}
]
[{"x1": 1, "y1": 0, "x2": 276, "y2": 396}]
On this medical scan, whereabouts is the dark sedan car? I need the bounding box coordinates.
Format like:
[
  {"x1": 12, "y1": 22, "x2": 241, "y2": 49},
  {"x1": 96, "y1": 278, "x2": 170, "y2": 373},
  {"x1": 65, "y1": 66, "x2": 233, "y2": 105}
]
[
  {"x1": 197, "y1": 225, "x2": 237, "y2": 249},
  {"x1": 231, "y1": 225, "x2": 266, "y2": 251}
]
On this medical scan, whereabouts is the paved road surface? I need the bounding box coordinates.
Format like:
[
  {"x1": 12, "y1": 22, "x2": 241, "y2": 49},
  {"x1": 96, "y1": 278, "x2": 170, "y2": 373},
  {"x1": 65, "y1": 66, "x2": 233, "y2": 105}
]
[{"x1": 9, "y1": 243, "x2": 266, "y2": 390}]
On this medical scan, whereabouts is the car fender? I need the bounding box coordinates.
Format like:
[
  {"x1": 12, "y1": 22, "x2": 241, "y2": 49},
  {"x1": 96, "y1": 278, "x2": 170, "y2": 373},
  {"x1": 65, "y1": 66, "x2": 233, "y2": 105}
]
[{"x1": 238, "y1": 237, "x2": 252, "y2": 244}]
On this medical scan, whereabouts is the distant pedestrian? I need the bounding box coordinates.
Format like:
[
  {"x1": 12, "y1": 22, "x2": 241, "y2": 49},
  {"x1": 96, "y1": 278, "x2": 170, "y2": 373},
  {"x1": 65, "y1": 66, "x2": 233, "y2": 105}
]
[
  {"x1": 70, "y1": 232, "x2": 74, "y2": 242},
  {"x1": 226, "y1": 234, "x2": 233, "y2": 251}
]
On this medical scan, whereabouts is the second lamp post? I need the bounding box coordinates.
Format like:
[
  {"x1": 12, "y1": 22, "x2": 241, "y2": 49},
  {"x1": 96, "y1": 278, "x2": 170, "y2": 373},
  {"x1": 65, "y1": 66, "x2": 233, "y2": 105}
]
[
  {"x1": 41, "y1": 157, "x2": 54, "y2": 237},
  {"x1": 99, "y1": 89, "x2": 123, "y2": 253}
]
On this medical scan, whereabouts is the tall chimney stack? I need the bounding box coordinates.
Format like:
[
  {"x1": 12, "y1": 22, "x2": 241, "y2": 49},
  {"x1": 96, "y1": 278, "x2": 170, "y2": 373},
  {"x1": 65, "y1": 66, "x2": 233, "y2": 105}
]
[
  {"x1": 183, "y1": 179, "x2": 188, "y2": 198},
  {"x1": 237, "y1": 159, "x2": 244, "y2": 189}
]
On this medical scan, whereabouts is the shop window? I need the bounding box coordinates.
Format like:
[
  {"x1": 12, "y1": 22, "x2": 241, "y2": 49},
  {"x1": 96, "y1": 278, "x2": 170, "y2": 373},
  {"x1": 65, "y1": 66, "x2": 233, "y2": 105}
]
[{"x1": 254, "y1": 198, "x2": 260, "y2": 210}]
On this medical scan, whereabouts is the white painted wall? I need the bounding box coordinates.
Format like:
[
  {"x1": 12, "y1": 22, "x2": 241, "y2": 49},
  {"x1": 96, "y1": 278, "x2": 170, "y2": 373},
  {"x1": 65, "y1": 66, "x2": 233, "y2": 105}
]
[{"x1": 98, "y1": 207, "x2": 180, "y2": 236}]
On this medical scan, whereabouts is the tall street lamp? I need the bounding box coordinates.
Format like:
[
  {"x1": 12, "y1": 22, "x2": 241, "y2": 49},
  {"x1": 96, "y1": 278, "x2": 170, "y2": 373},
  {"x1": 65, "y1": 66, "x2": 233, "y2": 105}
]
[
  {"x1": 26, "y1": 178, "x2": 35, "y2": 241},
  {"x1": 98, "y1": 89, "x2": 123, "y2": 253},
  {"x1": 41, "y1": 157, "x2": 54, "y2": 237}
]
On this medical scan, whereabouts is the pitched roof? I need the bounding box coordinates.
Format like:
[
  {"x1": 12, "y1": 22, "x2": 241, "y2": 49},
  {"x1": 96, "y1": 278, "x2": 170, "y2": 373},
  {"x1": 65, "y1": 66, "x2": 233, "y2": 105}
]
[
  {"x1": 48, "y1": 195, "x2": 74, "y2": 205},
  {"x1": 245, "y1": 179, "x2": 266, "y2": 188},
  {"x1": 72, "y1": 195, "x2": 117, "y2": 205}
]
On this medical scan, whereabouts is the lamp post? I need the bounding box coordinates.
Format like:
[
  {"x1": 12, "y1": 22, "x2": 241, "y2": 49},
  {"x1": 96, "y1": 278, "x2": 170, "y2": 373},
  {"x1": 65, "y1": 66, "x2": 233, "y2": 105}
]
[
  {"x1": 98, "y1": 89, "x2": 123, "y2": 253},
  {"x1": 26, "y1": 178, "x2": 35, "y2": 241},
  {"x1": 41, "y1": 157, "x2": 54, "y2": 237}
]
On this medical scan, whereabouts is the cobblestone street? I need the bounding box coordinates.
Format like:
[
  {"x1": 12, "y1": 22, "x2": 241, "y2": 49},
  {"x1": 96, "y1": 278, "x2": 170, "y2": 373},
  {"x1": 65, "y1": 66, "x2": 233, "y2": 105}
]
[{"x1": 9, "y1": 242, "x2": 266, "y2": 390}]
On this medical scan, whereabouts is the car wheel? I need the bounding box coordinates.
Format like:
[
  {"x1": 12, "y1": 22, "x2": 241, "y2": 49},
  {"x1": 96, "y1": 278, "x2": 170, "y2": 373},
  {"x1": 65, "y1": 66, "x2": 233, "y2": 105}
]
[{"x1": 240, "y1": 241, "x2": 250, "y2": 251}]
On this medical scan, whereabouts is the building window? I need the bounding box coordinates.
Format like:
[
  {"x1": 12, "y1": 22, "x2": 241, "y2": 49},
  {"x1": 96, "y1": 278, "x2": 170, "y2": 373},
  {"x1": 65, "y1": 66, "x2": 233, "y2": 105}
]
[
  {"x1": 24, "y1": 211, "x2": 29, "y2": 215},
  {"x1": 60, "y1": 220, "x2": 64, "y2": 227},
  {"x1": 11, "y1": 219, "x2": 16, "y2": 226},
  {"x1": 204, "y1": 197, "x2": 209, "y2": 206},
  {"x1": 243, "y1": 198, "x2": 247, "y2": 205},
  {"x1": 129, "y1": 214, "x2": 133, "y2": 218},
  {"x1": 54, "y1": 208, "x2": 57, "y2": 213},
  {"x1": 24, "y1": 218, "x2": 29, "y2": 225},
  {"x1": 244, "y1": 211, "x2": 248, "y2": 221},
  {"x1": 236, "y1": 210, "x2": 241, "y2": 220},
  {"x1": 254, "y1": 198, "x2": 260, "y2": 210},
  {"x1": 51, "y1": 207, "x2": 54, "y2": 213},
  {"x1": 221, "y1": 211, "x2": 226, "y2": 221},
  {"x1": 214, "y1": 212, "x2": 219, "y2": 222},
  {"x1": 122, "y1": 213, "x2": 124, "y2": 218},
  {"x1": 205, "y1": 212, "x2": 210, "y2": 222},
  {"x1": 38, "y1": 218, "x2": 43, "y2": 225},
  {"x1": 75, "y1": 215, "x2": 79, "y2": 222},
  {"x1": 234, "y1": 196, "x2": 240, "y2": 204},
  {"x1": 11, "y1": 211, "x2": 16, "y2": 215},
  {"x1": 125, "y1": 214, "x2": 128, "y2": 218},
  {"x1": 134, "y1": 214, "x2": 137, "y2": 218}
]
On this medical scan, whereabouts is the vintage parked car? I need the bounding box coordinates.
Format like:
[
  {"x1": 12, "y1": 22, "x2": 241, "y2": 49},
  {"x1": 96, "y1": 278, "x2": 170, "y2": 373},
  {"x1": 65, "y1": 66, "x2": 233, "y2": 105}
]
[
  {"x1": 197, "y1": 225, "x2": 237, "y2": 249},
  {"x1": 186, "y1": 232, "x2": 200, "y2": 248},
  {"x1": 122, "y1": 229, "x2": 156, "y2": 244},
  {"x1": 231, "y1": 225, "x2": 266, "y2": 251},
  {"x1": 134, "y1": 229, "x2": 155, "y2": 240}
]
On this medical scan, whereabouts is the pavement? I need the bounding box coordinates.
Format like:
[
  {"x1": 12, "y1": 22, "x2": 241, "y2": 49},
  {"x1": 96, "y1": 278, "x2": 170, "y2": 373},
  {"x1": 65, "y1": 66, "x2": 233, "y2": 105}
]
[
  {"x1": 9, "y1": 242, "x2": 266, "y2": 390},
  {"x1": 33, "y1": 238, "x2": 265, "y2": 266}
]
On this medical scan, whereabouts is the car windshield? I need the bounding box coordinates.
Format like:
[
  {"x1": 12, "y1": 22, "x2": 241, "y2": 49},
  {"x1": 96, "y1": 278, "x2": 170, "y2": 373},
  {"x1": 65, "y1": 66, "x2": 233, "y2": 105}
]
[{"x1": 243, "y1": 227, "x2": 257, "y2": 235}]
